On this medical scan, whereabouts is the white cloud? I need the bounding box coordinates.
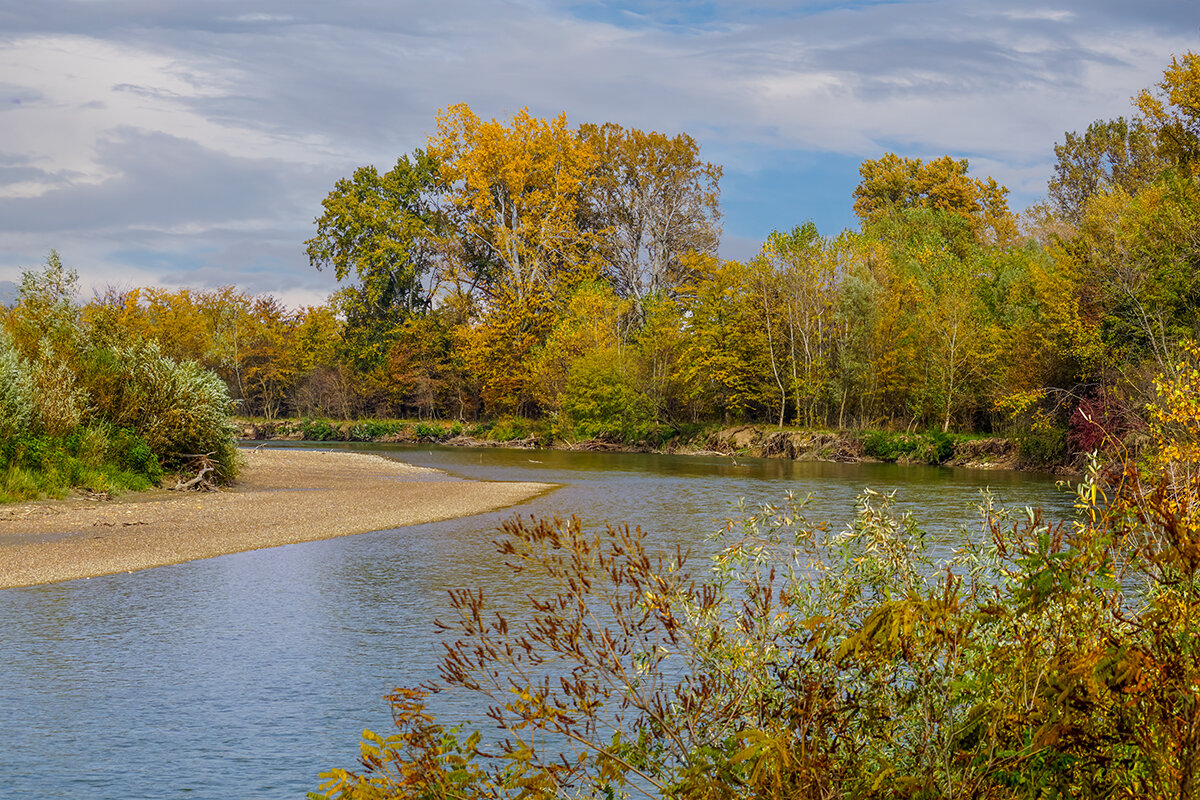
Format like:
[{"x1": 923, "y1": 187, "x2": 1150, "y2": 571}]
[{"x1": 0, "y1": 0, "x2": 1191, "y2": 300}]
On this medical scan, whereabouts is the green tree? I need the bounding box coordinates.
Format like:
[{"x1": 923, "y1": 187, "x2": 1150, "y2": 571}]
[{"x1": 307, "y1": 151, "x2": 443, "y2": 366}]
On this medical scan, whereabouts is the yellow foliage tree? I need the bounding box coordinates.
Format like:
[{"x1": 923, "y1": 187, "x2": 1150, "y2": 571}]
[
  {"x1": 1136, "y1": 51, "x2": 1200, "y2": 173},
  {"x1": 1147, "y1": 340, "x2": 1200, "y2": 533},
  {"x1": 429, "y1": 104, "x2": 602, "y2": 303},
  {"x1": 854, "y1": 153, "x2": 1017, "y2": 246}
]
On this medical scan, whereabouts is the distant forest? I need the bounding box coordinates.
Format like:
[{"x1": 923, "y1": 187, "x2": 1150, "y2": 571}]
[{"x1": 5, "y1": 53, "x2": 1199, "y2": 460}]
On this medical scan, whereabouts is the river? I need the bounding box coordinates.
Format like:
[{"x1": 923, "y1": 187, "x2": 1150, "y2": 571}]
[{"x1": 0, "y1": 443, "x2": 1075, "y2": 799}]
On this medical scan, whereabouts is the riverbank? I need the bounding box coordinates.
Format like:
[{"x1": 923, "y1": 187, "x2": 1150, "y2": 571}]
[
  {"x1": 0, "y1": 449, "x2": 554, "y2": 589},
  {"x1": 236, "y1": 418, "x2": 1068, "y2": 473}
]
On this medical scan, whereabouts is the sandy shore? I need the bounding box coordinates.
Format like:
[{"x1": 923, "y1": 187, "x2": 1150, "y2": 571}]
[{"x1": 0, "y1": 448, "x2": 555, "y2": 589}]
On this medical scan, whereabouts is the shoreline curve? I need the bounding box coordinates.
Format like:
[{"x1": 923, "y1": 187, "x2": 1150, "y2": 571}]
[{"x1": 0, "y1": 449, "x2": 555, "y2": 589}]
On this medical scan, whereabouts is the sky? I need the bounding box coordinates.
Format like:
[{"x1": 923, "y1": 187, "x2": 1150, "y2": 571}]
[{"x1": 0, "y1": 1, "x2": 1195, "y2": 307}]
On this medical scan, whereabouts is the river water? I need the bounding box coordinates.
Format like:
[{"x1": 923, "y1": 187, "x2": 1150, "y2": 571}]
[{"x1": 0, "y1": 444, "x2": 1075, "y2": 799}]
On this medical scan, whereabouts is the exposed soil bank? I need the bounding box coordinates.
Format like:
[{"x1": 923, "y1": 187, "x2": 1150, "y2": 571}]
[
  {"x1": 237, "y1": 419, "x2": 1038, "y2": 472},
  {"x1": 0, "y1": 449, "x2": 554, "y2": 589}
]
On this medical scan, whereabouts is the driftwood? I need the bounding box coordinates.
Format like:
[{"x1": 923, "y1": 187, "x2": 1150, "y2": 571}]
[{"x1": 171, "y1": 452, "x2": 218, "y2": 492}]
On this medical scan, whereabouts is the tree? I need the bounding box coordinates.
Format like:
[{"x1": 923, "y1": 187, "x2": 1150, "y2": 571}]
[
  {"x1": 680, "y1": 256, "x2": 770, "y2": 421},
  {"x1": 242, "y1": 296, "x2": 296, "y2": 420},
  {"x1": 853, "y1": 153, "x2": 1017, "y2": 246},
  {"x1": 1136, "y1": 51, "x2": 1200, "y2": 174},
  {"x1": 529, "y1": 280, "x2": 633, "y2": 419},
  {"x1": 755, "y1": 222, "x2": 840, "y2": 428},
  {"x1": 1048, "y1": 117, "x2": 1166, "y2": 225},
  {"x1": 429, "y1": 104, "x2": 601, "y2": 303},
  {"x1": 1071, "y1": 176, "x2": 1200, "y2": 378},
  {"x1": 865, "y1": 209, "x2": 990, "y2": 431},
  {"x1": 11, "y1": 251, "x2": 86, "y2": 435},
  {"x1": 581, "y1": 123, "x2": 722, "y2": 309},
  {"x1": 306, "y1": 151, "x2": 443, "y2": 365}
]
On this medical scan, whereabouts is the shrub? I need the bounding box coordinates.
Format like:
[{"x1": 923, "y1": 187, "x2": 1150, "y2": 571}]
[
  {"x1": 347, "y1": 420, "x2": 403, "y2": 441},
  {"x1": 861, "y1": 429, "x2": 956, "y2": 464},
  {"x1": 413, "y1": 422, "x2": 448, "y2": 441},
  {"x1": 0, "y1": 333, "x2": 35, "y2": 440},
  {"x1": 301, "y1": 419, "x2": 339, "y2": 441},
  {"x1": 1068, "y1": 388, "x2": 1136, "y2": 454},
  {"x1": 315, "y1": 460, "x2": 1200, "y2": 800},
  {"x1": 28, "y1": 356, "x2": 85, "y2": 436},
  {"x1": 488, "y1": 416, "x2": 531, "y2": 442},
  {"x1": 0, "y1": 425, "x2": 162, "y2": 501},
  {"x1": 84, "y1": 340, "x2": 238, "y2": 481},
  {"x1": 1018, "y1": 422, "x2": 1067, "y2": 468}
]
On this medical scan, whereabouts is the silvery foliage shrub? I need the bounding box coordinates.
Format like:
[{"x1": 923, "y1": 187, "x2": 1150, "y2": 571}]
[
  {"x1": 29, "y1": 354, "x2": 86, "y2": 436},
  {"x1": 93, "y1": 340, "x2": 238, "y2": 480},
  {"x1": 0, "y1": 333, "x2": 35, "y2": 439}
]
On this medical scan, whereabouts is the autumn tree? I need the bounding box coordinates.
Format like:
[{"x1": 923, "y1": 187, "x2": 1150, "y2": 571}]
[
  {"x1": 854, "y1": 153, "x2": 1017, "y2": 246},
  {"x1": 241, "y1": 296, "x2": 296, "y2": 419},
  {"x1": 1048, "y1": 117, "x2": 1166, "y2": 225},
  {"x1": 581, "y1": 123, "x2": 722, "y2": 310},
  {"x1": 1070, "y1": 175, "x2": 1200, "y2": 378},
  {"x1": 429, "y1": 104, "x2": 601, "y2": 303},
  {"x1": 754, "y1": 222, "x2": 841, "y2": 427},
  {"x1": 680, "y1": 256, "x2": 770, "y2": 421},
  {"x1": 1136, "y1": 50, "x2": 1200, "y2": 174}
]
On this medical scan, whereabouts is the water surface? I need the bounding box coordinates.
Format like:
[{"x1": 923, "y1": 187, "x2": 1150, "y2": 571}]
[{"x1": 0, "y1": 444, "x2": 1074, "y2": 799}]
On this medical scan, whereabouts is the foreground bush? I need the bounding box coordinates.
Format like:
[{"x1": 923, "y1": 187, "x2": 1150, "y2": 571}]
[
  {"x1": 312, "y1": 458, "x2": 1200, "y2": 800},
  {"x1": 312, "y1": 346, "x2": 1200, "y2": 799}
]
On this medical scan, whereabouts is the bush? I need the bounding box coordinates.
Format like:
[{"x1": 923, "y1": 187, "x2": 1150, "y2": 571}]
[
  {"x1": 0, "y1": 425, "x2": 162, "y2": 501},
  {"x1": 0, "y1": 333, "x2": 35, "y2": 440},
  {"x1": 488, "y1": 416, "x2": 531, "y2": 442},
  {"x1": 315, "y1": 460, "x2": 1200, "y2": 800},
  {"x1": 301, "y1": 419, "x2": 339, "y2": 441},
  {"x1": 861, "y1": 429, "x2": 956, "y2": 464},
  {"x1": 1018, "y1": 423, "x2": 1067, "y2": 468},
  {"x1": 348, "y1": 420, "x2": 402, "y2": 441},
  {"x1": 413, "y1": 422, "x2": 448, "y2": 441},
  {"x1": 84, "y1": 340, "x2": 238, "y2": 481}
]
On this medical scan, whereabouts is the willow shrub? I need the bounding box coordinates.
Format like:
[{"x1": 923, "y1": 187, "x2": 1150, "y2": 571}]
[
  {"x1": 312, "y1": 453, "x2": 1200, "y2": 800},
  {"x1": 0, "y1": 425, "x2": 162, "y2": 501},
  {"x1": 0, "y1": 333, "x2": 35, "y2": 440},
  {"x1": 81, "y1": 340, "x2": 238, "y2": 482}
]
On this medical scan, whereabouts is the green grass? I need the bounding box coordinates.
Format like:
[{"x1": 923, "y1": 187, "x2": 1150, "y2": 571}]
[{"x1": 0, "y1": 425, "x2": 163, "y2": 503}]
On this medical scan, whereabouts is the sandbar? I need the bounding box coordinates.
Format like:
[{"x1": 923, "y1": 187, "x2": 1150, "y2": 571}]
[{"x1": 0, "y1": 448, "x2": 555, "y2": 589}]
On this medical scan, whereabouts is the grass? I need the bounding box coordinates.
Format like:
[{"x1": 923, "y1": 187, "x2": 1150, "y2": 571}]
[{"x1": 0, "y1": 425, "x2": 163, "y2": 503}]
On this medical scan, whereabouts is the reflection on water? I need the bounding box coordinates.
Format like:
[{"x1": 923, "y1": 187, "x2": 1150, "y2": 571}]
[{"x1": 0, "y1": 443, "x2": 1074, "y2": 799}]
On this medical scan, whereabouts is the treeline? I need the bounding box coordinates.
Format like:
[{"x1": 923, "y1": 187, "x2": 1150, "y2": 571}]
[{"x1": 12, "y1": 53, "x2": 1199, "y2": 468}]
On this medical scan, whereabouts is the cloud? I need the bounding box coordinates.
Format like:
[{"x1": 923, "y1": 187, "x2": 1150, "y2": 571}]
[
  {"x1": 0, "y1": 0, "x2": 1192, "y2": 301},
  {"x1": 0, "y1": 127, "x2": 302, "y2": 234}
]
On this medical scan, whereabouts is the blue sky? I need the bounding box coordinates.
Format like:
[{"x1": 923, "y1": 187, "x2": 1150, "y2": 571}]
[{"x1": 0, "y1": 0, "x2": 1194, "y2": 306}]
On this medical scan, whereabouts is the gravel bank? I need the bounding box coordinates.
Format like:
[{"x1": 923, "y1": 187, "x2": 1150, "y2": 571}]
[{"x1": 0, "y1": 448, "x2": 555, "y2": 589}]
